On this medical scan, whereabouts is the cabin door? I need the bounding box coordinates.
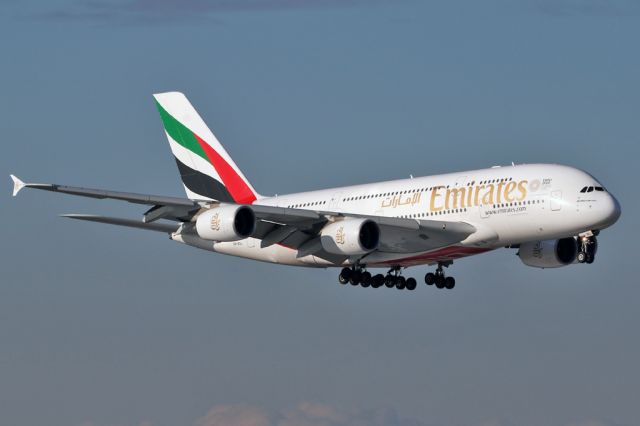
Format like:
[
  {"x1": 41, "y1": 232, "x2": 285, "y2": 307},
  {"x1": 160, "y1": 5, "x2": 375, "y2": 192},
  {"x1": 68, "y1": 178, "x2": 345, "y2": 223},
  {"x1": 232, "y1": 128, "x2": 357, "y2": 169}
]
[{"x1": 551, "y1": 191, "x2": 562, "y2": 211}]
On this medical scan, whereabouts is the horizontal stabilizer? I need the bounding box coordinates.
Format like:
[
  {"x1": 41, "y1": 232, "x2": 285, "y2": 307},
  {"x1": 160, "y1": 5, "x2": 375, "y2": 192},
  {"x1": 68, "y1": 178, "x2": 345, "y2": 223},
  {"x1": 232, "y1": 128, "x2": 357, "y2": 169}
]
[{"x1": 61, "y1": 214, "x2": 180, "y2": 233}]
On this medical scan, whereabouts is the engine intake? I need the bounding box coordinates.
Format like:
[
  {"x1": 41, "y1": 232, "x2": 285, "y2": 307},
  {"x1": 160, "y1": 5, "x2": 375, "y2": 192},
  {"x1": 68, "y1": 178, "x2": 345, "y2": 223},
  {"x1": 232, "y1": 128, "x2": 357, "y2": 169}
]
[
  {"x1": 320, "y1": 219, "x2": 380, "y2": 256},
  {"x1": 195, "y1": 205, "x2": 256, "y2": 242},
  {"x1": 518, "y1": 237, "x2": 578, "y2": 268}
]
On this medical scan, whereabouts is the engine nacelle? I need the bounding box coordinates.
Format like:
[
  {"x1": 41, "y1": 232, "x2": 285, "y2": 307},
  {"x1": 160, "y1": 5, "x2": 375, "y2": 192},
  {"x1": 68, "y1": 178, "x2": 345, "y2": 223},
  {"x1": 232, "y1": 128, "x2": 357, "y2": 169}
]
[
  {"x1": 320, "y1": 219, "x2": 380, "y2": 256},
  {"x1": 195, "y1": 205, "x2": 256, "y2": 242},
  {"x1": 518, "y1": 237, "x2": 578, "y2": 268}
]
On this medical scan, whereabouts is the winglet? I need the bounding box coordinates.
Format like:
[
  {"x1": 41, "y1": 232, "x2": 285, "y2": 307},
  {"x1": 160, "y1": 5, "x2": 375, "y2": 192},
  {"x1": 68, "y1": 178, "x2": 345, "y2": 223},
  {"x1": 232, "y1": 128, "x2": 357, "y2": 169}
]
[{"x1": 10, "y1": 174, "x2": 25, "y2": 197}]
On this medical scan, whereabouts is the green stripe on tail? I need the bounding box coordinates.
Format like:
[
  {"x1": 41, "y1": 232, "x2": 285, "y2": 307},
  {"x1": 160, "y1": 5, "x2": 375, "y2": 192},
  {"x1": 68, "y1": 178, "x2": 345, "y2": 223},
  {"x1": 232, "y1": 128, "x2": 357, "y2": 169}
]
[{"x1": 155, "y1": 100, "x2": 209, "y2": 164}]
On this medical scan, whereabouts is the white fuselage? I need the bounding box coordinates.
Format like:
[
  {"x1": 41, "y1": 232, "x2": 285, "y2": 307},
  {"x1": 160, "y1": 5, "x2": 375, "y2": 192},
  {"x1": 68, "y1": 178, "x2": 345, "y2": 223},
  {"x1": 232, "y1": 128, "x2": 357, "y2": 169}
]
[{"x1": 172, "y1": 163, "x2": 620, "y2": 269}]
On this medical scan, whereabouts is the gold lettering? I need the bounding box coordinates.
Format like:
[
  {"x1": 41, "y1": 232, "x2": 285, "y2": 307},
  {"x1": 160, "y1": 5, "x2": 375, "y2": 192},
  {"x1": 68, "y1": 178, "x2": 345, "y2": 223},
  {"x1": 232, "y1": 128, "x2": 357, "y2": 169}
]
[
  {"x1": 445, "y1": 187, "x2": 466, "y2": 209},
  {"x1": 430, "y1": 186, "x2": 444, "y2": 212},
  {"x1": 496, "y1": 181, "x2": 506, "y2": 204},
  {"x1": 474, "y1": 185, "x2": 485, "y2": 206},
  {"x1": 504, "y1": 181, "x2": 517, "y2": 202},
  {"x1": 516, "y1": 180, "x2": 528, "y2": 201},
  {"x1": 482, "y1": 184, "x2": 495, "y2": 205}
]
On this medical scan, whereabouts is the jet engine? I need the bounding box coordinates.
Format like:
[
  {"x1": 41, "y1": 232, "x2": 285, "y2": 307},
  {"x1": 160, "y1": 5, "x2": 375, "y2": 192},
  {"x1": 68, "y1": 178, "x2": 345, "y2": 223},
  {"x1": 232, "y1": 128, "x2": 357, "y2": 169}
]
[
  {"x1": 517, "y1": 237, "x2": 578, "y2": 268},
  {"x1": 320, "y1": 219, "x2": 380, "y2": 256},
  {"x1": 195, "y1": 205, "x2": 256, "y2": 242}
]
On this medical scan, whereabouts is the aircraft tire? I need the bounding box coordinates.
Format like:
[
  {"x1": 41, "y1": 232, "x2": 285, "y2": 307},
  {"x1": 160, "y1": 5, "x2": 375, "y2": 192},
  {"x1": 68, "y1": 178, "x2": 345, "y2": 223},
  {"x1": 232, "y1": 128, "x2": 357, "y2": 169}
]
[
  {"x1": 384, "y1": 276, "x2": 395, "y2": 288},
  {"x1": 350, "y1": 270, "x2": 362, "y2": 286},
  {"x1": 444, "y1": 276, "x2": 455, "y2": 289},
  {"x1": 372, "y1": 274, "x2": 385, "y2": 288},
  {"x1": 361, "y1": 271, "x2": 372, "y2": 287},
  {"x1": 405, "y1": 277, "x2": 417, "y2": 290},
  {"x1": 425, "y1": 273, "x2": 436, "y2": 285}
]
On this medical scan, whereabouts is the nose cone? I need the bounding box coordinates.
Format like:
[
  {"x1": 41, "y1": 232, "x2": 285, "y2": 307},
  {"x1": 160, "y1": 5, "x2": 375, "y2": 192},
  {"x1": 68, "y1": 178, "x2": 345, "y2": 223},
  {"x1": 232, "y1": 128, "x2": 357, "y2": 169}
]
[{"x1": 599, "y1": 192, "x2": 621, "y2": 229}]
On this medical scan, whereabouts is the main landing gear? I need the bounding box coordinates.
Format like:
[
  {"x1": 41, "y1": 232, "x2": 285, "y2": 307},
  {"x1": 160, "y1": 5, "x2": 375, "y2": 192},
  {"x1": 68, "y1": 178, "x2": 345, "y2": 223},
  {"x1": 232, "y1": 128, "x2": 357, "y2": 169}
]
[
  {"x1": 338, "y1": 266, "x2": 417, "y2": 291},
  {"x1": 424, "y1": 262, "x2": 455, "y2": 290},
  {"x1": 577, "y1": 234, "x2": 598, "y2": 264},
  {"x1": 338, "y1": 263, "x2": 457, "y2": 291}
]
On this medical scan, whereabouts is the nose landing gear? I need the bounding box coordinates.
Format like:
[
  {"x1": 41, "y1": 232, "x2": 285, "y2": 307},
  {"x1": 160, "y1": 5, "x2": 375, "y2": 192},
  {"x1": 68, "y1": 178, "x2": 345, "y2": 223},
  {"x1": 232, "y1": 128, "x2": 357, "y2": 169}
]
[{"x1": 577, "y1": 234, "x2": 598, "y2": 264}]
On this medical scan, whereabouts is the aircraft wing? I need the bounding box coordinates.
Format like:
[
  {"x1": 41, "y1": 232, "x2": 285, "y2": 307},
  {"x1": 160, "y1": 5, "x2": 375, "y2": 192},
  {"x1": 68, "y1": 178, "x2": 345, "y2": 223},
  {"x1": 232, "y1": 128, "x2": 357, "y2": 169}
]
[
  {"x1": 12, "y1": 175, "x2": 476, "y2": 259},
  {"x1": 11, "y1": 175, "x2": 199, "y2": 222},
  {"x1": 248, "y1": 204, "x2": 476, "y2": 264}
]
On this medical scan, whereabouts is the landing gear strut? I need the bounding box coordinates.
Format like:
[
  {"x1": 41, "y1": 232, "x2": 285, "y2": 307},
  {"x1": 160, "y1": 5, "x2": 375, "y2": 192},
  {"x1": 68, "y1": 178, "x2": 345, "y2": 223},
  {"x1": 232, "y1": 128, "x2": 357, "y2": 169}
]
[
  {"x1": 424, "y1": 262, "x2": 455, "y2": 290},
  {"x1": 577, "y1": 234, "x2": 598, "y2": 264}
]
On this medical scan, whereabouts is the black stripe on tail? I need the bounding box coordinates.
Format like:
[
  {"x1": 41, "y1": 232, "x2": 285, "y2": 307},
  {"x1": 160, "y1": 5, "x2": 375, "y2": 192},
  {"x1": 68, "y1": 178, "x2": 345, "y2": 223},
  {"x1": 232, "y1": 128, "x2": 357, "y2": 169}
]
[{"x1": 174, "y1": 156, "x2": 234, "y2": 202}]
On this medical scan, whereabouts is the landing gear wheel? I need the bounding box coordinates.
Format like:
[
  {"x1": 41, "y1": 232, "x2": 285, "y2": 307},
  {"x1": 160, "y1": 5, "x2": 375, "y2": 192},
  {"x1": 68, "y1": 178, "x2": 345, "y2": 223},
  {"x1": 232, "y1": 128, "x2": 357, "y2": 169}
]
[
  {"x1": 425, "y1": 273, "x2": 436, "y2": 285},
  {"x1": 396, "y1": 276, "x2": 406, "y2": 290},
  {"x1": 577, "y1": 251, "x2": 587, "y2": 263},
  {"x1": 361, "y1": 271, "x2": 372, "y2": 287},
  {"x1": 586, "y1": 253, "x2": 594, "y2": 264},
  {"x1": 435, "y1": 275, "x2": 445, "y2": 289},
  {"x1": 372, "y1": 274, "x2": 385, "y2": 288},
  {"x1": 338, "y1": 268, "x2": 351, "y2": 285},
  {"x1": 384, "y1": 275, "x2": 395, "y2": 288},
  {"x1": 444, "y1": 276, "x2": 456, "y2": 289},
  {"x1": 405, "y1": 277, "x2": 417, "y2": 291},
  {"x1": 350, "y1": 270, "x2": 362, "y2": 286}
]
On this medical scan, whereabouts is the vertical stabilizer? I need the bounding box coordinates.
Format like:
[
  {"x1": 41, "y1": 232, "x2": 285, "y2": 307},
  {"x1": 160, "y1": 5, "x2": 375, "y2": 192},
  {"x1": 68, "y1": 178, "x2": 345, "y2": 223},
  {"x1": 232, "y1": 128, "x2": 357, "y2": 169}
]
[{"x1": 153, "y1": 92, "x2": 259, "y2": 204}]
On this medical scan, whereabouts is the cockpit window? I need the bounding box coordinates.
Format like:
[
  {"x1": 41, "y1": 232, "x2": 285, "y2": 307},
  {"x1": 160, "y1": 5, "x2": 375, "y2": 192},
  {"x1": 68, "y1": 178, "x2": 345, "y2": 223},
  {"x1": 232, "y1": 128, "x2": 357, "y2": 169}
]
[{"x1": 581, "y1": 185, "x2": 605, "y2": 193}]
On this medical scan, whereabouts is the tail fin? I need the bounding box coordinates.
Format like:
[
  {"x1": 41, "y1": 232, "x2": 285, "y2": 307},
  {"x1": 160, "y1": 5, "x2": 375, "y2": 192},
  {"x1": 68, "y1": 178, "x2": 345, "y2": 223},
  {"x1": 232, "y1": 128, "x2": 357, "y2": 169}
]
[{"x1": 153, "y1": 92, "x2": 259, "y2": 204}]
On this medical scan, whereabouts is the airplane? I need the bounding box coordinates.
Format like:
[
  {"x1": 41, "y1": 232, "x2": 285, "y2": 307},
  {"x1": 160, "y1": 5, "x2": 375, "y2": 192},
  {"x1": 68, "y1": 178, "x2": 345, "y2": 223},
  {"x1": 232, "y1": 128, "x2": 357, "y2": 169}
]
[{"x1": 10, "y1": 92, "x2": 621, "y2": 291}]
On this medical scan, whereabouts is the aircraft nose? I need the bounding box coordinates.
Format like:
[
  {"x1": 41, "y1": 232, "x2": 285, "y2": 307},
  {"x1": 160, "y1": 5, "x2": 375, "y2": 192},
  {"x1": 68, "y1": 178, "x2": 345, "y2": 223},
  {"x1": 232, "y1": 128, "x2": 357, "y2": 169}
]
[{"x1": 601, "y1": 192, "x2": 621, "y2": 228}]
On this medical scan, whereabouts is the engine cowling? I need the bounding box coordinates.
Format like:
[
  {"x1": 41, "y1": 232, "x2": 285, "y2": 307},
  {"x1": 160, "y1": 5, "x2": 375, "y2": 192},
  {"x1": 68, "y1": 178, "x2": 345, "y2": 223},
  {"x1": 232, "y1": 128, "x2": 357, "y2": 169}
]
[
  {"x1": 518, "y1": 237, "x2": 578, "y2": 268},
  {"x1": 195, "y1": 205, "x2": 256, "y2": 242},
  {"x1": 320, "y1": 219, "x2": 380, "y2": 256}
]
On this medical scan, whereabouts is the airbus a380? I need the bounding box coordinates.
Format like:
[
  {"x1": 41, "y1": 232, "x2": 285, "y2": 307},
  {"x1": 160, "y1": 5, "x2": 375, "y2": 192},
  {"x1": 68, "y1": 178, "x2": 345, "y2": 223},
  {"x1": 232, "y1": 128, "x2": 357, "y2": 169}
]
[{"x1": 11, "y1": 92, "x2": 621, "y2": 291}]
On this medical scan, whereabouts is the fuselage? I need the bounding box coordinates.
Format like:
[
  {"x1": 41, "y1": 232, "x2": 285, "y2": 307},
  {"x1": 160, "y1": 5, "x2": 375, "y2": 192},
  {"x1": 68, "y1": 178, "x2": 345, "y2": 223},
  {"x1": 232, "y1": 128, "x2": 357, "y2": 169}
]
[{"x1": 177, "y1": 163, "x2": 620, "y2": 268}]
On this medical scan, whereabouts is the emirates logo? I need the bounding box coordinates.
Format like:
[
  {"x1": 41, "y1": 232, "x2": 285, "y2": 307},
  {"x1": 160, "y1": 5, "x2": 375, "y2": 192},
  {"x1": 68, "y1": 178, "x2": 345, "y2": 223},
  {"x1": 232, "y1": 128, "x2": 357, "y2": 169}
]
[
  {"x1": 335, "y1": 226, "x2": 345, "y2": 245},
  {"x1": 210, "y1": 213, "x2": 221, "y2": 231}
]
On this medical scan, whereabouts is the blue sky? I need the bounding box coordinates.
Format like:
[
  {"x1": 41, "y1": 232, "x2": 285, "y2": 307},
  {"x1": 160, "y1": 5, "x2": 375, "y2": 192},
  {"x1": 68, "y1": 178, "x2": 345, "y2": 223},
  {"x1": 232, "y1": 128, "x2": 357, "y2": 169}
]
[{"x1": 0, "y1": 1, "x2": 638, "y2": 425}]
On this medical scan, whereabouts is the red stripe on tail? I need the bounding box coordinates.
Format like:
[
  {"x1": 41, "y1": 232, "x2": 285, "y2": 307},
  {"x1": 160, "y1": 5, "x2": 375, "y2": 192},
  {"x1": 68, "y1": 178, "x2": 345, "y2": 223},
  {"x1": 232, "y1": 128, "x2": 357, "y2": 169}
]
[{"x1": 194, "y1": 134, "x2": 257, "y2": 204}]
